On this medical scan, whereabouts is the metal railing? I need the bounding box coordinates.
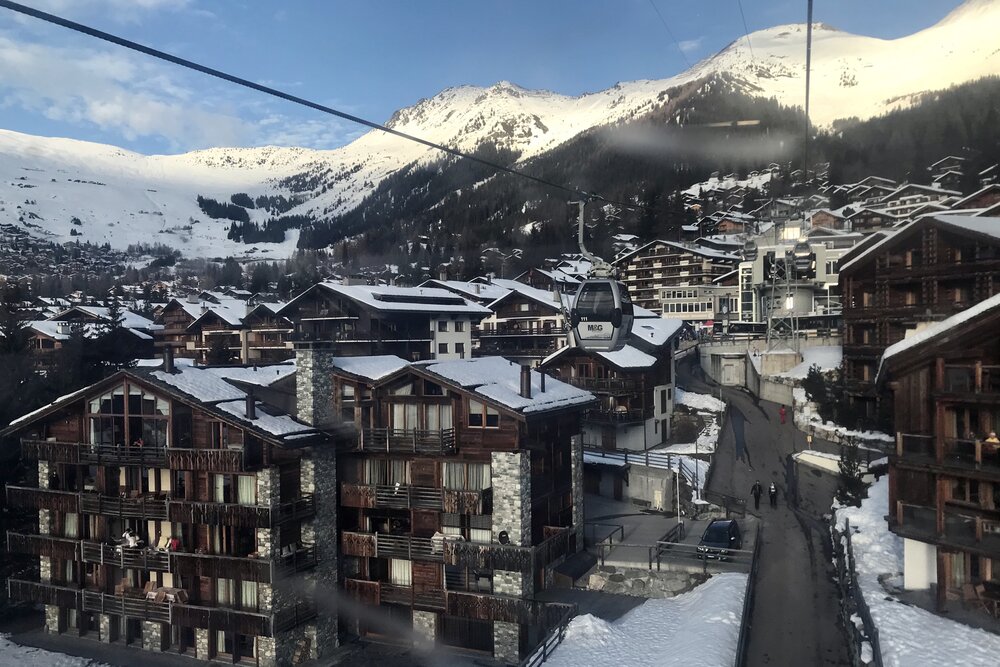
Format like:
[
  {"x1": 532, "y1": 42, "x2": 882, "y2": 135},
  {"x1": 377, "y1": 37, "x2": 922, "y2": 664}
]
[
  {"x1": 565, "y1": 377, "x2": 641, "y2": 393},
  {"x1": 80, "y1": 542, "x2": 170, "y2": 572},
  {"x1": 583, "y1": 408, "x2": 645, "y2": 424},
  {"x1": 519, "y1": 603, "x2": 577, "y2": 667},
  {"x1": 360, "y1": 428, "x2": 457, "y2": 455},
  {"x1": 702, "y1": 489, "x2": 747, "y2": 518},
  {"x1": 831, "y1": 518, "x2": 883, "y2": 667},
  {"x1": 582, "y1": 447, "x2": 677, "y2": 471}
]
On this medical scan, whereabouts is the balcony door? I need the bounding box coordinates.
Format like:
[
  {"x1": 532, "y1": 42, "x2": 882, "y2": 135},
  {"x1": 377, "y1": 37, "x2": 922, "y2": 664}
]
[
  {"x1": 424, "y1": 403, "x2": 453, "y2": 431},
  {"x1": 391, "y1": 403, "x2": 418, "y2": 431}
]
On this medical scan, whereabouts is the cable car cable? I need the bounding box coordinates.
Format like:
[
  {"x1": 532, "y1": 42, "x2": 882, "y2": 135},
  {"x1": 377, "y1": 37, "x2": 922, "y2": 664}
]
[
  {"x1": 0, "y1": 0, "x2": 646, "y2": 213},
  {"x1": 645, "y1": 0, "x2": 692, "y2": 69},
  {"x1": 735, "y1": 0, "x2": 756, "y2": 65}
]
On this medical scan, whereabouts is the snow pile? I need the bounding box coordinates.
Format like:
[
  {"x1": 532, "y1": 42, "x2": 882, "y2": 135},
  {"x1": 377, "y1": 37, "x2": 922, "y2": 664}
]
[
  {"x1": 0, "y1": 636, "x2": 110, "y2": 666},
  {"x1": 660, "y1": 412, "x2": 720, "y2": 456},
  {"x1": 793, "y1": 387, "x2": 894, "y2": 444},
  {"x1": 545, "y1": 573, "x2": 747, "y2": 667},
  {"x1": 675, "y1": 388, "x2": 726, "y2": 413},
  {"x1": 776, "y1": 346, "x2": 843, "y2": 380},
  {"x1": 835, "y1": 478, "x2": 1000, "y2": 666}
]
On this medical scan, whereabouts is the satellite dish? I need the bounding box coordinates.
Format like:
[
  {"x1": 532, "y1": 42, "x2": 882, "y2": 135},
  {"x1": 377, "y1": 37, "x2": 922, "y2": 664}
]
[{"x1": 498, "y1": 530, "x2": 510, "y2": 545}]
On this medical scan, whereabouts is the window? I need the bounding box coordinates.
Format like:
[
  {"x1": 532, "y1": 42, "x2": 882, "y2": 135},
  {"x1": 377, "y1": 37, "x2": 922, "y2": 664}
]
[
  {"x1": 456, "y1": 342, "x2": 466, "y2": 359},
  {"x1": 424, "y1": 403, "x2": 453, "y2": 430},
  {"x1": 438, "y1": 343, "x2": 448, "y2": 354},
  {"x1": 389, "y1": 559, "x2": 412, "y2": 585},
  {"x1": 519, "y1": 303, "x2": 530, "y2": 312},
  {"x1": 217, "y1": 578, "x2": 235, "y2": 606},
  {"x1": 391, "y1": 402, "x2": 419, "y2": 430},
  {"x1": 213, "y1": 475, "x2": 232, "y2": 503},
  {"x1": 443, "y1": 462, "x2": 491, "y2": 490},
  {"x1": 454, "y1": 321, "x2": 464, "y2": 332},
  {"x1": 236, "y1": 475, "x2": 256, "y2": 506},
  {"x1": 364, "y1": 459, "x2": 409, "y2": 485},
  {"x1": 660, "y1": 390, "x2": 667, "y2": 414},
  {"x1": 88, "y1": 383, "x2": 169, "y2": 448},
  {"x1": 438, "y1": 321, "x2": 448, "y2": 332},
  {"x1": 467, "y1": 399, "x2": 499, "y2": 428},
  {"x1": 441, "y1": 513, "x2": 492, "y2": 544}
]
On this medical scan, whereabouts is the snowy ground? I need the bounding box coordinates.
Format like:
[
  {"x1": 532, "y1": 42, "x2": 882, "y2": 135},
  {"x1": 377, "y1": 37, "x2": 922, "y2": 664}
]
[
  {"x1": 660, "y1": 389, "x2": 725, "y2": 456},
  {"x1": 545, "y1": 573, "x2": 747, "y2": 667},
  {"x1": 835, "y1": 478, "x2": 1000, "y2": 666},
  {"x1": 0, "y1": 636, "x2": 110, "y2": 667},
  {"x1": 775, "y1": 346, "x2": 843, "y2": 380},
  {"x1": 793, "y1": 387, "x2": 894, "y2": 445}
]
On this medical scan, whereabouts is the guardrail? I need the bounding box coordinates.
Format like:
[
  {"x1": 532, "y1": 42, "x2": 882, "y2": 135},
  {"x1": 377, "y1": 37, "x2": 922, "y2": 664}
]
[
  {"x1": 519, "y1": 603, "x2": 577, "y2": 667},
  {"x1": 583, "y1": 522, "x2": 624, "y2": 552},
  {"x1": 703, "y1": 489, "x2": 747, "y2": 518},
  {"x1": 831, "y1": 518, "x2": 883, "y2": 667},
  {"x1": 734, "y1": 523, "x2": 763, "y2": 667}
]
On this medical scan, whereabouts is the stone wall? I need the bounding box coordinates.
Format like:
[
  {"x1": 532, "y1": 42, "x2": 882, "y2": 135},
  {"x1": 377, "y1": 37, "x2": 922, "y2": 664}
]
[
  {"x1": 586, "y1": 565, "x2": 708, "y2": 598},
  {"x1": 99, "y1": 614, "x2": 112, "y2": 643},
  {"x1": 295, "y1": 349, "x2": 337, "y2": 428},
  {"x1": 493, "y1": 620, "x2": 521, "y2": 665},
  {"x1": 412, "y1": 610, "x2": 437, "y2": 647},
  {"x1": 491, "y1": 451, "x2": 531, "y2": 547},
  {"x1": 44, "y1": 605, "x2": 60, "y2": 634},
  {"x1": 302, "y1": 448, "x2": 338, "y2": 660},
  {"x1": 493, "y1": 569, "x2": 531, "y2": 598},
  {"x1": 195, "y1": 628, "x2": 210, "y2": 661},
  {"x1": 142, "y1": 621, "x2": 166, "y2": 652},
  {"x1": 570, "y1": 434, "x2": 584, "y2": 552}
]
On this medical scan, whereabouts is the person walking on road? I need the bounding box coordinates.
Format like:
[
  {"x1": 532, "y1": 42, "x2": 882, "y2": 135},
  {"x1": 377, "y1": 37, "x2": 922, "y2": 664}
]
[
  {"x1": 779, "y1": 405, "x2": 787, "y2": 425},
  {"x1": 769, "y1": 482, "x2": 778, "y2": 508},
  {"x1": 751, "y1": 480, "x2": 763, "y2": 510}
]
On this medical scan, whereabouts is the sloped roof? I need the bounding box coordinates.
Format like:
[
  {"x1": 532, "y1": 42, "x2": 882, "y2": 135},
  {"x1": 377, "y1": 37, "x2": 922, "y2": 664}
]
[
  {"x1": 330, "y1": 355, "x2": 411, "y2": 383},
  {"x1": 283, "y1": 282, "x2": 491, "y2": 316}
]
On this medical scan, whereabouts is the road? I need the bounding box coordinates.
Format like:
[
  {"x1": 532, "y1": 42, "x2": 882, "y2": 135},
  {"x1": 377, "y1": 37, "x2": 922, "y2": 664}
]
[{"x1": 679, "y1": 355, "x2": 849, "y2": 667}]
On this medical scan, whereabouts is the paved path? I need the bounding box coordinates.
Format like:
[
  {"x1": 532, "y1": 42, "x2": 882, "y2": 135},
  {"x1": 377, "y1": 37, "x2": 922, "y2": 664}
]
[{"x1": 679, "y1": 356, "x2": 849, "y2": 667}]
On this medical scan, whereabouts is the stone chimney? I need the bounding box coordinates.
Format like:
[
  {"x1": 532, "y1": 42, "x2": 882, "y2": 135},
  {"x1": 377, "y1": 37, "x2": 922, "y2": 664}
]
[
  {"x1": 519, "y1": 365, "x2": 531, "y2": 399},
  {"x1": 295, "y1": 348, "x2": 337, "y2": 428}
]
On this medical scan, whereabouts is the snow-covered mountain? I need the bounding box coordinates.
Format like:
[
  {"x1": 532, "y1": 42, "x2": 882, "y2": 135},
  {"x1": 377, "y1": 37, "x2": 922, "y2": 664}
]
[{"x1": 1, "y1": 0, "x2": 997, "y2": 259}]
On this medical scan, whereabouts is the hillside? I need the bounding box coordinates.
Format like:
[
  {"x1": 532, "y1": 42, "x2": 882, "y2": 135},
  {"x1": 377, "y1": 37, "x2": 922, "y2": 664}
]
[{"x1": 0, "y1": 0, "x2": 997, "y2": 261}]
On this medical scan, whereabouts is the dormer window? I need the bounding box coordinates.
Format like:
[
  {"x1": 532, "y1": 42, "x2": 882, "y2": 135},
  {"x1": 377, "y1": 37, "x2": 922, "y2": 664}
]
[{"x1": 468, "y1": 399, "x2": 499, "y2": 428}]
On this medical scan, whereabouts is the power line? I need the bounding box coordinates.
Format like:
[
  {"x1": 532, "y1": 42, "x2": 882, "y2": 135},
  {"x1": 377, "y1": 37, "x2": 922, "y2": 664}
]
[
  {"x1": 0, "y1": 0, "x2": 644, "y2": 212},
  {"x1": 735, "y1": 0, "x2": 756, "y2": 65},
  {"x1": 646, "y1": 0, "x2": 692, "y2": 69}
]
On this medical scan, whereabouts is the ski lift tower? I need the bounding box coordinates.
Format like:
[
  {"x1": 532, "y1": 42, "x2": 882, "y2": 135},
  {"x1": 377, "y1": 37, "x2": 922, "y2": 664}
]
[{"x1": 765, "y1": 246, "x2": 800, "y2": 352}]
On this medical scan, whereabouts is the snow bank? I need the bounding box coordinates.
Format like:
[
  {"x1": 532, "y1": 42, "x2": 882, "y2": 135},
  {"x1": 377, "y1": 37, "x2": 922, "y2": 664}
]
[
  {"x1": 793, "y1": 387, "x2": 894, "y2": 445},
  {"x1": 835, "y1": 478, "x2": 1000, "y2": 667},
  {"x1": 0, "y1": 635, "x2": 110, "y2": 666},
  {"x1": 776, "y1": 346, "x2": 842, "y2": 380},
  {"x1": 659, "y1": 412, "x2": 720, "y2": 456},
  {"x1": 545, "y1": 573, "x2": 747, "y2": 667},
  {"x1": 675, "y1": 388, "x2": 726, "y2": 413}
]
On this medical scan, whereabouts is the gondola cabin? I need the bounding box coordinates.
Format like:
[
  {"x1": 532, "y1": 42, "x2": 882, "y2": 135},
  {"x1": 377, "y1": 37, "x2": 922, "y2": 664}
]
[
  {"x1": 570, "y1": 280, "x2": 634, "y2": 352},
  {"x1": 792, "y1": 240, "x2": 815, "y2": 274}
]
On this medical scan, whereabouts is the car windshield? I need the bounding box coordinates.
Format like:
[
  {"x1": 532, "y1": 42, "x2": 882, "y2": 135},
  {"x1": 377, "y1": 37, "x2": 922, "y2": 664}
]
[{"x1": 703, "y1": 524, "x2": 730, "y2": 542}]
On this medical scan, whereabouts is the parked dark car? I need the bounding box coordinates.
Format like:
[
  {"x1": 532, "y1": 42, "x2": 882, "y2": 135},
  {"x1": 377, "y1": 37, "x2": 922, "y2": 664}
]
[{"x1": 697, "y1": 518, "x2": 742, "y2": 560}]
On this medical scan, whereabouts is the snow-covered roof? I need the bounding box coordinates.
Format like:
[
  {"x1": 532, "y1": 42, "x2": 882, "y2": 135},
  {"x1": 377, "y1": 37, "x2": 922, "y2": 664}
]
[
  {"x1": 879, "y1": 292, "x2": 1000, "y2": 374},
  {"x1": 631, "y1": 318, "x2": 685, "y2": 347},
  {"x1": 330, "y1": 355, "x2": 410, "y2": 383},
  {"x1": 879, "y1": 183, "x2": 961, "y2": 201},
  {"x1": 28, "y1": 320, "x2": 152, "y2": 341},
  {"x1": 205, "y1": 362, "x2": 296, "y2": 387},
  {"x1": 595, "y1": 345, "x2": 657, "y2": 369},
  {"x1": 291, "y1": 282, "x2": 491, "y2": 316},
  {"x1": 188, "y1": 299, "x2": 247, "y2": 327},
  {"x1": 49, "y1": 305, "x2": 161, "y2": 330},
  {"x1": 522, "y1": 267, "x2": 581, "y2": 285},
  {"x1": 930, "y1": 214, "x2": 1000, "y2": 241},
  {"x1": 6, "y1": 384, "x2": 93, "y2": 428},
  {"x1": 615, "y1": 239, "x2": 739, "y2": 265},
  {"x1": 150, "y1": 365, "x2": 247, "y2": 403},
  {"x1": 420, "y1": 279, "x2": 511, "y2": 303},
  {"x1": 489, "y1": 278, "x2": 571, "y2": 311},
  {"x1": 417, "y1": 357, "x2": 594, "y2": 415}
]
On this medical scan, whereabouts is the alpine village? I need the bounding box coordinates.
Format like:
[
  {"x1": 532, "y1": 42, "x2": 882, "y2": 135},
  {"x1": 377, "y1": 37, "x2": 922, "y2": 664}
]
[{"x1": 1, "y1": 2, "x2": 1000, "y2": 667}]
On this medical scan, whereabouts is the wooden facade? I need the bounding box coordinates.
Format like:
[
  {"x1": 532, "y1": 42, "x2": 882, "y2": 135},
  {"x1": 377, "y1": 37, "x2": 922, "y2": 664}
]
[
  {"x1": 3, "y1": 367, "x2": 328, "y2": 664},
  {"x1": 840, "y1": 215, "x2": 1000, "y2": 420},
  {"x1": 882, "y1": 298, "x2": 1000, "y2": 613}
]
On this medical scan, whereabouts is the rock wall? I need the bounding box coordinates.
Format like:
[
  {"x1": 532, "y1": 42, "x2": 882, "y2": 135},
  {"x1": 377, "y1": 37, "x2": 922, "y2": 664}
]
[{"x1": 586, "y1": 565, "x2": 708, "y2": 599}]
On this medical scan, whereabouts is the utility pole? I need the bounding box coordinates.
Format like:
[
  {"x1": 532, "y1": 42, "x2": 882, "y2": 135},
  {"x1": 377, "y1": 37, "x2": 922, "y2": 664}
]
[{"x1": 804, "y1": 0, "x2": 814, "y2": 183}]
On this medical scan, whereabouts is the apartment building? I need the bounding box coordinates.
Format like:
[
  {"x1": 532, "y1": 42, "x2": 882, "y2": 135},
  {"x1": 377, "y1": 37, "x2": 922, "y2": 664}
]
[
  {"x1": 328, "y1": 355, "x2": 591, "y2": 663},
  {"x1": 3, "y1": 354, "x2": 339, "y2": 666},
  {"x1": 880, "y1": 292, "x2": 1000, "y2": 613},
  {"x1": 473, "y1": 279, "x2": 571, "y2": 366},
  {"x1": 614, "y1": 240, "x2": 738, "y2": 316},
  {"x1": 839, "y1": 214, "x2": 1000, "y2": 419}
]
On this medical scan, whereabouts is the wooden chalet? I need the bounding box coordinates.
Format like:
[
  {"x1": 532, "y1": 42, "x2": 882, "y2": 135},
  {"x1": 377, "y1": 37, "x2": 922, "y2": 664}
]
[
  {"x1": 879, "y1": 292, "x2": 1000, "y2": 613},
  {"x1": 2, "y1": 354, "x2": 340, "y2": 666},
  {"x1": 839, "y1": 214, "x2": 1000, "y2": 421},
  {"x1": 474, "y1": 279, "x2": 570, "y2": 366},
  {"x1": 329, "y1": 355, "x2": 590, "y2": 663}
]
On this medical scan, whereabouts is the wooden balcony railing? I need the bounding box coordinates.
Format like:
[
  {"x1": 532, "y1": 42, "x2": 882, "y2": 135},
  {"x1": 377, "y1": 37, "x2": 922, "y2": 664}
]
[
  {"x1": 583, "y1": 408, "x2": 645, "y2": 424},
  {"x1": 80, "y1": 541, "x2": 170, "y2": 572},
  {"x1": 896, "y1": 433, "x2": 935, "y2": 461},
  {"x1": 6, "y1": 532, "x2": 79, "y2": 560},
  {"x1": 564, "y1": 377, "x2": 640, "y2": 393},
  {"x1": 170, "y1": 551, "x2": 272, "y2": 583},
  {"x1": 339, "y1": 531, "x2": 441, "y2": 562},
  {"x1": 344, "y1": 578, "x2": 380, "y2": 606},
  {"x1": 340, "y1": 482, "x2": 488, "y2": 514},
  {"x1": 7, "y1": 578, "x2": 81, "y2": 608},
  {"x1": 168, "y1": 500, "x2": 270, "y2": 528},
  {"x1": 360, "y1": 428, "x2": 456, "y2": 455},
  {"x1": 273, "y1": 544, "x2": 319, "y2": 578},
  {"x1": 380, "y1": 583, "x2": 446, "y2": 609},
  {"x1": 82, "y1": 590, "x2": 171, "y2": 623},
  {"x1": 275, "y1": 494, "x2": 316, "y2": 524},
  {"x1": 81, "y1": 493, "x2": 169, "y2": 521},
  {"x1": 893, "y1": 502, "x2": 1000, "y2": 555},
  {"x1": 6, "y1": 486, "x2": 80, "y2": 513},
  {"x1": 20, "y1": 440, "x2": 168, "y2": 467},
  {"x1": 896, "y1": 433, "x2": 1000, "y2": 475},
  {"x1": 940, "y1": 364, "x2": 1000, "y2": 394},
  {"x1": 166, "y1": 448, "x2": 245, "y2": 473},
  {"x1": 171, "y1": 603, "x2": 270, "y2": 636}
]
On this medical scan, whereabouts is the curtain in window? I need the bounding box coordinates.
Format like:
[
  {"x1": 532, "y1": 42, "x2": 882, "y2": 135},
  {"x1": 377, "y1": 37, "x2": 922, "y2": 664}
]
[
  {"x1": 425, "y1": 405, "x2": 439, "y2": 430},
  {"x1": 213, "y1": 475, "x2": 226, "y2": 503},
  {"x1": 64, "y1": 512, "x2": 79, "y2": 538},
  {"x1": 389, "y1": 559, "x2": 412, "y2": 585},
  {"x1": 217, "y1": 578, "x2": 234, "y2": 606},
  {"x1": 392, "y1": 403, "x2": 406, "y2": 430},
  {"x1": 365, "y1": 459, "x2": 387, "y2": 485},
  {"x1": 469, "y1": 527, "x2": 491, "y2": 544},
  {"x1": 467, "y1": 463, "x2": 490, "y2": 490},
  {"x1": 237, "y1": 476, "x2": 256, "y2": 506},
  {"x1": 389, "y1": 460, "x2": 409, "y2": 485},
  {"x1": 405, "y1": 404, "x2": 417, "y2": 430},
  {"x1": 241, "y1": 580, "x2": 258, "y2": 611},
  {"x1": 441, "y1": 404, "x2": 453, "y2": 429},
  {"x1": 443, "y1": 462, "x2": 464, "y2": 490}
]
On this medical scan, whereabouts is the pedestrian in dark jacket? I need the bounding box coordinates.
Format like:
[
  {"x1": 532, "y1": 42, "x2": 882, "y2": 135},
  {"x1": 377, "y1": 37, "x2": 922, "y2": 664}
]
[
  {"x1": 779, "y1": 405, "x2": 787, "y2": 425},
  {"x1": 769, "y1": 482, "x2": 778, "y2": 508},
  {"x1": 751, "y1": 480, "x2": 763, "y2": 510}
]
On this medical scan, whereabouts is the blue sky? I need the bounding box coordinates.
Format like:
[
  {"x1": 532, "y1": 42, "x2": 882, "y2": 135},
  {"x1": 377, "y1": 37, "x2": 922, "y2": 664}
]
[{"x1": 0, "y1": 0, "x2": 965, "y2": 154}]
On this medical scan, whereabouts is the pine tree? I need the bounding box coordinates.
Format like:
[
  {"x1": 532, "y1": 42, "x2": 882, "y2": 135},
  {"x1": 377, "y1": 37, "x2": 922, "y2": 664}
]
[{"x1": 836, "y1": 440, "x2": 867, "y2": 508}]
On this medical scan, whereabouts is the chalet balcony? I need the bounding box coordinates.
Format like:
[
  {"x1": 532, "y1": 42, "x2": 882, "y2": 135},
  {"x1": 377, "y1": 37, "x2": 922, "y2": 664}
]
[
  {"x1": 443, "y1": 527, "x2": 571, "y2": 573},
  {"x1": 169, "y1": 551, "x2": 272, "y2": 582},
  {"x1": 939, "y1": 364, "x2": 1000, "y2": 396},
  {"x1": 168, "y1": 500, "x2": 270, "y2": 528},
  {"x1": 81, "y1": 493, "x2": 169, "y2": 521},
  {"x1": 339, "y1": 531, "x2": 441, "y2": 562},
  {"x1": 564, "y1": 377, "x2": 641, "y2": 394},
  {"x1": 166, "y1": 447, "x2": 246, "y2": 473},
  {"x1": 6, "y1": 486, "x2": 80, "y2": 513},
  {"x1": 892, "y1": 502, "x2": 1000, "y2": 557},
  {"x1": 289, "y1": 329, "x2": 432, "y2": 345},
  {"x1": 7, "y1": 578, "x2": 81, "y2": 608},
  {"x1": 82, "y1": 590, "x2": 171, "y2": 623},
  {"x1": 340, "y1": 483, "x2": 490, "y2": 514},
  {"x1": 20, "y1": 440, "x2": 167, "y2": 467},
  {"x1": 359, "y1": 428, "x2": 456, "y2": 455},
  {"x1": 583, "y1": 408, "x2": 645, "y2": 425},
  {"x1": 476, "y1": 323, "x2": 568, "y2": 338},
  {"x1": 894, "y1": 434, "x2": 1000, "y2": 480},
  {"x1": 6, "y1": 532, "x2": 79, "y2": 560},
  {"x1": 80, "y1": 541, "x2": 170, "y2": 572},
  {"x1": 475, "y1": 342, "x2": 559, "y2": 358},
  {"x1": 343, "y1": 579, "x2": 447, "y2": 610}
]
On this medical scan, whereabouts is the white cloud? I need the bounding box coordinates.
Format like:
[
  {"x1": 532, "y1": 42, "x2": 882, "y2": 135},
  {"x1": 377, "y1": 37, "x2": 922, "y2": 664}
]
[
  {"x1": 679, "y1": 37, "x2": 703, "y2": 54},
  {"x1": 0, "y1": 35, "x2": 249, "y2": 149},
  {"x1": 254, "y1": 116, "x2": 365, "y2": 151}
]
